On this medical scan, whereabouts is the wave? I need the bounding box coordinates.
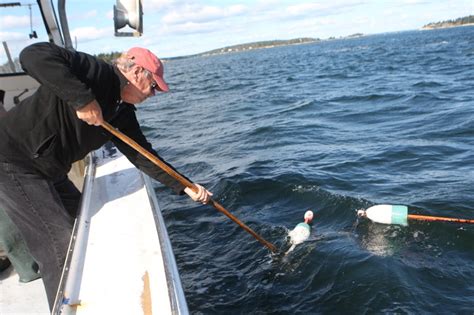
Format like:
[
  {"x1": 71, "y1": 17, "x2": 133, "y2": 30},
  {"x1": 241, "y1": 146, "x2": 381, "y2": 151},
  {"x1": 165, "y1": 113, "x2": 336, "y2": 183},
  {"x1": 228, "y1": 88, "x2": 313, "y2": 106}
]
[
  {"x1": 327, "y1": 93, "x2": 405, "y2": 103},
  {"x1": 143, "y1": 26, "x2": 474, "y2": 314},
  {"x1": 412, "y1": 81, "x2": 443, "y2": 88}
]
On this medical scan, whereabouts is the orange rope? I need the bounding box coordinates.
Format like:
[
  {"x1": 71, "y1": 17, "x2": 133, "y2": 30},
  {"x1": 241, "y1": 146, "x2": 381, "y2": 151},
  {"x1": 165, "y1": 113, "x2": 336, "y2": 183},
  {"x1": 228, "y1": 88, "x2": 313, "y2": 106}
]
[{"x1": 408, "y1": 214, "x2": 474, "y2": 224}]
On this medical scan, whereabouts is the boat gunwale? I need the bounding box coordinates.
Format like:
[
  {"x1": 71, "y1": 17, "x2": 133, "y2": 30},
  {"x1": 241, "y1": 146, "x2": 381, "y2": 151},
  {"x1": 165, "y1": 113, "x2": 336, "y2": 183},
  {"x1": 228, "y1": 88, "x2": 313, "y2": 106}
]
[
  {"x1": 53, "y1": 151, "x2": 96, "y2": 314},
  {"x1": 142, "y1": 174, "x2": 190, "y2": 315}
]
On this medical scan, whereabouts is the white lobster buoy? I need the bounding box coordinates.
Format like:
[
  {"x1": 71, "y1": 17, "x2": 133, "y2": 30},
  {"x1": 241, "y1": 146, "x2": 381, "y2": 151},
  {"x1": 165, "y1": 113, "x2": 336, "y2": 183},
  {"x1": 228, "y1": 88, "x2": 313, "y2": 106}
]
[
  {"x1": 286, "y1": 210, "x2": 314, "y2": 255},
  {"x1": 357, "y1": 205, "x2": 408, "y2": 226}
]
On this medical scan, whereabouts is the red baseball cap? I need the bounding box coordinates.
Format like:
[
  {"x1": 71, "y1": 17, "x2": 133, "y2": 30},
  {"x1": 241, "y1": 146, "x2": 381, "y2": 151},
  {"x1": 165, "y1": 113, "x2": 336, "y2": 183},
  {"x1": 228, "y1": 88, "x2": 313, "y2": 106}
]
[{"x1": 126, "y1": 47, "x2": 169, "y2": 92}]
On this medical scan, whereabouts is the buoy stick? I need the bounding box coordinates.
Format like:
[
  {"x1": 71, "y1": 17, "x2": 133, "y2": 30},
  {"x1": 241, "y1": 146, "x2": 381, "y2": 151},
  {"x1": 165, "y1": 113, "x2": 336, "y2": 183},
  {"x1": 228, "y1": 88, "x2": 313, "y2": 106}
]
[
  {"x1": 101, "y1": 121, "x2": 278, "y2": 253},
  {"x1": 408, "y1": 214, "x2": 474, "y2": 224}
]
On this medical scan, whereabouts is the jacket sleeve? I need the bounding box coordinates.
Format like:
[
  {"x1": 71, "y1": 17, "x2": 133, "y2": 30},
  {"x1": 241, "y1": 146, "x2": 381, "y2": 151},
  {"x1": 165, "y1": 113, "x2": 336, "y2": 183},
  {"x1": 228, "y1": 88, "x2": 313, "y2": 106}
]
[
  {"x1": 110, "y1": 105, "x2": 188, "y2": 195},
  {"x1": 19, "y1": 42, "x2": 96, "y2": 109}
]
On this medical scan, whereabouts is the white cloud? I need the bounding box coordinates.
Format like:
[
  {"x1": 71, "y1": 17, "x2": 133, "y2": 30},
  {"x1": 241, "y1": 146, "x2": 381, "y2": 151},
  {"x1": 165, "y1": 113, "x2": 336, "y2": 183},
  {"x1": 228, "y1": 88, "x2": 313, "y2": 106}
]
[
  {"x1": 401, "y1": 0, "x2": 430, "y2": 4},
  {"x1": 0, "y1": 15, "x2": 29, "y2": 29},
  {"x1": 162, "y1": 4, "x2": 247, "y2": 25},
  {"x1": 0, "y1": 31, "x2": 27, "y2": 42},
  {"x1": 3, "y1": 0, "x2": 469, "y2": 60},
  {"x1": 286, "y1": 3, "x2": 329, "y2": 16},
  {"x1": 145, "y1": 0, "x2": 176, "y2": 11},
  {"x1": 68, "y1": 8, "x2": 110, "y2": 24},
  {"x1": 70, "y1": 26, "x2": 112, "y2": 42},
  {"x1": 165, "y1": 21, "x2": 217, "y2": 35},
  {"x1": 281, "y1": 1, "x2": 364, "y2": 19}
]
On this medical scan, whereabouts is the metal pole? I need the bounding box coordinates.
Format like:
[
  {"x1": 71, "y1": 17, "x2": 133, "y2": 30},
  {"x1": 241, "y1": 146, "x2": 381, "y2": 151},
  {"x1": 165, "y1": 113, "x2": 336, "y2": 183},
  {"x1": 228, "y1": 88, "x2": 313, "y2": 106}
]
[
  {"x1": 2, "y1": 41, "x2": 16, "y2": 73},
  {"x1": 58, "y1": 0, "x2": 73, "y2": 50}
]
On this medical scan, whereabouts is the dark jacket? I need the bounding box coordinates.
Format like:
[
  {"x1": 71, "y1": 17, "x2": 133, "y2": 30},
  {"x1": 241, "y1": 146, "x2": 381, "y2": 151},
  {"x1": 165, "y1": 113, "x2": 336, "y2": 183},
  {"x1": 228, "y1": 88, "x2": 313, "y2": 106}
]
[{"x1": 0, "y1": 42, "x2": 185, "y2": 194}]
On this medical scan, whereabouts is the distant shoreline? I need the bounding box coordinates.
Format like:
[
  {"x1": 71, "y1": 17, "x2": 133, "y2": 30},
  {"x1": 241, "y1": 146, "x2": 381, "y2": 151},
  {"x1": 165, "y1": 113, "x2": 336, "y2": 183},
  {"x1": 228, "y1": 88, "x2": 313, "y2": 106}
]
[
  {"x1": 421, "y1": 15, "x2": 474, "y2": 30},
  {"x1": 169, "y1": 34, "x2": 365, "y2": 60},
  {"x1": 199, "y1": 38, "x2": 319, "y2": 58},
  {"x1": 421, "y1": 22, "x2": 474, "y2": 30}
]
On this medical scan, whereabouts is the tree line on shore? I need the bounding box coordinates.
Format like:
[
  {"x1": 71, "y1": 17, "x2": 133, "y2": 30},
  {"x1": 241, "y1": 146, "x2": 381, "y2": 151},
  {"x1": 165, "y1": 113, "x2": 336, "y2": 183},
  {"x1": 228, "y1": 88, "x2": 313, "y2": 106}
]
[
  {"x1": 95, "y1": 51, "x2": 122, "y2": 64},
  {"x1": 423, "y1": 15, "x2": 474, "y2": 29}
]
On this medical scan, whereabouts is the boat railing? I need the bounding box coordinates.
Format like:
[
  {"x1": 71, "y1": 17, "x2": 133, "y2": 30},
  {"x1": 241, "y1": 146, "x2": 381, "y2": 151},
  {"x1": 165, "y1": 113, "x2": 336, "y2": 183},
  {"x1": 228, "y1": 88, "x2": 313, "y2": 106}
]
[
  {"x1": 52, "y1": 152, "x2": 96, "y2": 314},
  {"x1": 143, "y1": 174, "x2": 190, "y2": 315}
]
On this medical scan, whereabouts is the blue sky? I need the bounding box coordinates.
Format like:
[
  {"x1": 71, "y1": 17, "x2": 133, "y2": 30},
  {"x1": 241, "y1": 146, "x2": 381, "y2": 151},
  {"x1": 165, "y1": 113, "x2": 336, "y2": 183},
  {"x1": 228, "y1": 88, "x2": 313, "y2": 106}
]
[{"x1": 1, "y1": 0, "x2": 473, "y2": 63}]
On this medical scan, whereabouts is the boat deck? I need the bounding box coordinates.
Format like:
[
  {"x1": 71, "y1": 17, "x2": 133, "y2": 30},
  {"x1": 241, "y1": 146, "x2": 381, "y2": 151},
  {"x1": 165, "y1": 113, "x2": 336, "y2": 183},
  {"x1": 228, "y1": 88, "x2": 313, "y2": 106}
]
[
  {"x1": 0, "y1": 144, "x2": 188, "y2": 314},
  {"x1": 0, "y1": 266, "x2": 49, "y2": 314}
]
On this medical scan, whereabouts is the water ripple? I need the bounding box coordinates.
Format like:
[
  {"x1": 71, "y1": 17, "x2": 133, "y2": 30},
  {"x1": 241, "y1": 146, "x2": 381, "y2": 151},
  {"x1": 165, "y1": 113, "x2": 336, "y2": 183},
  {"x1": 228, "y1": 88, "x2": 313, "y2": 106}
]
[{"x1": 140, "y1": 26, "x2": 474, "y2": 314}]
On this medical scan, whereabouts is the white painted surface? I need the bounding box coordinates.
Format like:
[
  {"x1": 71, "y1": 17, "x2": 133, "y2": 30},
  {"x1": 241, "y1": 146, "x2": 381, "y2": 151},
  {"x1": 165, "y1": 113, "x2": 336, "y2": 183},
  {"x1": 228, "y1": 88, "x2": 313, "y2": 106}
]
[
  {"x1": 0, "y1": 266, "x2": 49, "y2": 315},
  {"x1": 365, "y1": 205, "x2": 393, "y2": 225},
  {"x1": 59, "y1": 147, "x2": 177, "y2": 314}
]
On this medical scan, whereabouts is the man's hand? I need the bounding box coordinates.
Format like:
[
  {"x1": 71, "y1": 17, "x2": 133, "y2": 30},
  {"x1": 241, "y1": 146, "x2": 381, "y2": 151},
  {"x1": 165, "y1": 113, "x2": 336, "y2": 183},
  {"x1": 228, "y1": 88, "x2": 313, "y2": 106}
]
[
  {"x1": 76, "y1": 100, "x2": 103, "y2": 126},
  {"x1": 184, "y1": 184, "x2": 213, "y2": 204}
]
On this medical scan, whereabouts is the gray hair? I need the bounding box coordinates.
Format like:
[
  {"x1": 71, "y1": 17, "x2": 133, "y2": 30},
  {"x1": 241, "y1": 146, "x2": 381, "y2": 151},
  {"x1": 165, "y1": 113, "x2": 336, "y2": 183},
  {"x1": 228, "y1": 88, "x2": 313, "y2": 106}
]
[
  {"x1": 115, "y1": 52, "x2": 152, "y2": 78},
  {"x1": 114, "y1": 52, "x2": 135, "y2": 71}
]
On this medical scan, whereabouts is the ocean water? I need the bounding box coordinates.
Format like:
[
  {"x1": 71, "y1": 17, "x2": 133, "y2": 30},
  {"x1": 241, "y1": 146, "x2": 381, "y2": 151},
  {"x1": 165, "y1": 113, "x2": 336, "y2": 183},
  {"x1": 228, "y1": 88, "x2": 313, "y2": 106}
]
[{"x1": 139, "y1": 26, "x2": 474, "y2": 314}]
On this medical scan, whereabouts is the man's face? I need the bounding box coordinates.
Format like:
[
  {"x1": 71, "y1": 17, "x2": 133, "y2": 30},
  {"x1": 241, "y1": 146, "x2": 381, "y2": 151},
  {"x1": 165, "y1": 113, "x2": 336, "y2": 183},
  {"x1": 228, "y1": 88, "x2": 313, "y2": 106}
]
[{"x1": 121, "y1": 66, "x2": 156, "y2": 104}]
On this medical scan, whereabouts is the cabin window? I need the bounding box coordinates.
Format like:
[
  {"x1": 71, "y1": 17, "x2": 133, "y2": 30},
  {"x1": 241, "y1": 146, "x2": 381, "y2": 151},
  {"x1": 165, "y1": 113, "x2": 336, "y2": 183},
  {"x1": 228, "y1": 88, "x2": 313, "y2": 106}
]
[{"x1": 1, "y1": 2, "x2": 46, "y2": 74}]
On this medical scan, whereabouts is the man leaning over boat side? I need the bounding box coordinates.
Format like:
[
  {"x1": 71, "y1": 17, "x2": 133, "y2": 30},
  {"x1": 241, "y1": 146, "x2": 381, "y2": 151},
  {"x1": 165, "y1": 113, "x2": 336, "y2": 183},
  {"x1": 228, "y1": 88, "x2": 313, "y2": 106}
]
[{"x1": 0, "y1": 42, "x2": 212, "y2": 311}]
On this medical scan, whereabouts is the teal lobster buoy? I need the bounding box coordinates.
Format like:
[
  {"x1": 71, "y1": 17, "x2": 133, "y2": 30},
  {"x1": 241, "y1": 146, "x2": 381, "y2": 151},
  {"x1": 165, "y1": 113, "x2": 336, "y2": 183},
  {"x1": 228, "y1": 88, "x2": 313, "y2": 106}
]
[
  {"x1": 357, "y1": 205, "x2": 408, "y2": 226},
  {"x1": 358, "y1": 205, "x2": 474, "y2": 226},
  {"x1": 285, "y1": 210, "x2": 314, "y2": 255}
]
